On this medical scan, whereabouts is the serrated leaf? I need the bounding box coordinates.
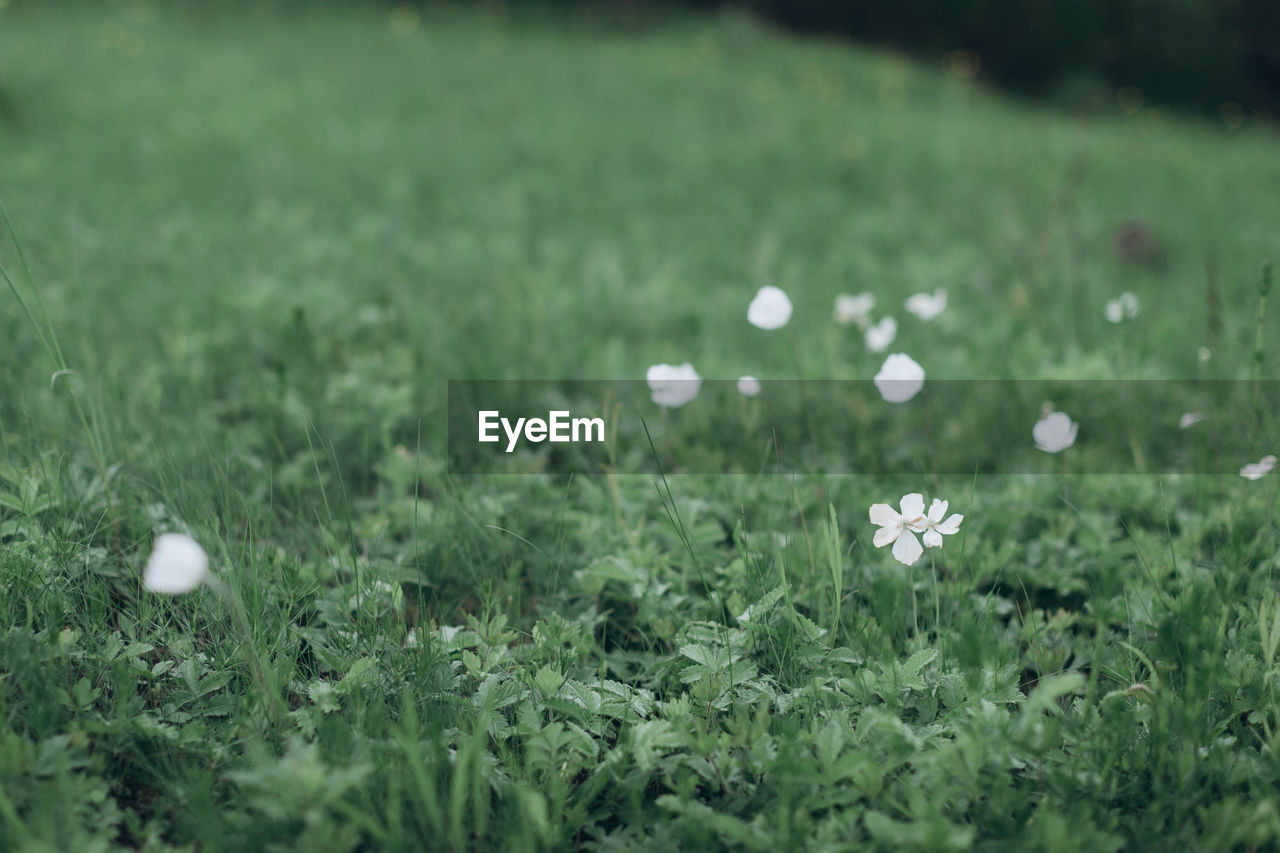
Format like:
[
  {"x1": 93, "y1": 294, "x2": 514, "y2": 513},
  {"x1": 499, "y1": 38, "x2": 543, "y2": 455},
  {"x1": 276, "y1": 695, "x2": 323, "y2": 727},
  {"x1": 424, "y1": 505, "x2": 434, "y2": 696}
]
[
  {"x1": 904, "y1": 647, "x2": 939, "y2": 675},
  {"x1": 678, "y1": 643, "x2": 721, "y2": 668}
]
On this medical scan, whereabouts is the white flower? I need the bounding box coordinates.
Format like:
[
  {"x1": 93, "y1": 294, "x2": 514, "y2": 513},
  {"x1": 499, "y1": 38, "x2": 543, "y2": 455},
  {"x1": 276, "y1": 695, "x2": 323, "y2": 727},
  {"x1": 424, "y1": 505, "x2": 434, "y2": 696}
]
[
  {"x1": 864, "y1": 316, "x2": 897, "y2": 353},
  {"x1": 646, "y1": 363, "x2": 701, "y2": 408},
  {"x1": 737, "y1": 375, "x2": 761, "y2": 397},
  {"x1": 143, "y1": 533, "x2": 209, "y2": 595},
  {"x1": 1033, "y1": 411, "x2": 1078, "y2": 453},
  {"x1": 920, "y1": 499, "x2": 963, "y2": 548},
  {"x1": 1240, "y1": 455, "x2": 1277, "y2": 480},
  {"x1": 835, "y1": 292, "x2": 875, "y2": 327},
  {"x1": 747, "y1": 286, "x2": 793, "y2": 330},
  {"x1": 870, "y1": 493, "x2": 928, "y2": 566},
  {"x1": 1179, "y1": 412, "x2": 1208, "y2": 429},
  {"x1": 873, "y1": 353, "x2": 924, "y2": 403},
  {"x1": 1105, "y1": 292, "x2": 1140, "y2": 323},
  {"x1": 904, "y1": 289, "x2": 947, "y2": 321}
]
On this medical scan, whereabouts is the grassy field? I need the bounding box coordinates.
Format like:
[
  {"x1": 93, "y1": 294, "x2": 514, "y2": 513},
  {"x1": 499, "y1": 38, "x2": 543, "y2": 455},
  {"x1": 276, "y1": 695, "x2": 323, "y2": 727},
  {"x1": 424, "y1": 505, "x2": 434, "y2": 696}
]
[{"x1": 3, "y1": 2, "x2": 1280, "y2": 850}]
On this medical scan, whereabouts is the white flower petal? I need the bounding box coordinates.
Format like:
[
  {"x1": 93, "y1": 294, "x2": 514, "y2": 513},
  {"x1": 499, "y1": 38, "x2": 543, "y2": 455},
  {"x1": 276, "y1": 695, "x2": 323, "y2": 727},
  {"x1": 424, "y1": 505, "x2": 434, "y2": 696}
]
[
  {"x1": 904, "y1": 289, "x2": 947, "y2": 321},
  {"x1": 737, "y1": 375, "x2": 761, "y2": 397},
  {"x1": 1033, "y1": 411, "x2": 1077, "y2": 453},
  {"x1": 869, "y1": 503, "x2": 900, "y2": 527},
  {"x1": 1241, "y1": 455, "x2": 1277, "y2": 480},
  {"x1": 873, "y1": 353, "x2": 925, "y2": 403},
  {"x1": 835, "y1": 292, "x2": 875, "y2": 326},
  {"x1": 748, "y1": 286, "x2": 793, "y2": 330},
  {"x1": 899, "y1": 493, "x2": 925, "y2": 523},
  {"x1": 873, "y1": 526, "x2": 900, "y2": 548},
  {"x1": 864, "y1": 316, "x2": 897, "y2": 352},
  {"x1": 1179, "y1": 412, "x2": 1207, "y2": 429},
  {"x1": 1120, "y1": 291, "x2": 1140, "y2": 317},
  {"x1": 927, "y1": 499, "x2": 947, "y2": 524},
  {"x1": 143, "y1": 533, "x2": 209, "y2": 595},
  {"x1": 647, "y1": 363, "x2": 701, "y2": 407},
  {"x1": 935, "y1": 513, "x2": 964, "y2": 535},
  {"x1": 892, "y1": 530, "x2": 924, "y2": 565},
  {"x1": 922, "y1": 528, "x2": 943, "y2": 548}
]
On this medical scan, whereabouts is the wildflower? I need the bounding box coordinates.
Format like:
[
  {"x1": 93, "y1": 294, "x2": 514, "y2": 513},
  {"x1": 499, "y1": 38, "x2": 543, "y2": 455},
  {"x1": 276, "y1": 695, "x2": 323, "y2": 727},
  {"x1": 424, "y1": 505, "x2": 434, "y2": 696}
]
[
  {"x1": 1179, "y1": 412, "x2": 1208, "y2": 429},
  {"x1": 737, "y1": 375, "x2": 761, "y2": 396},
  {"x1": 920, "y1": 499, "x2": 963, "y2": 548},
  {"x1": 864, "y1": 316, "x2": 897, "y2": 353},
  {"x1": 747, "y1": 286, "x2": 793, "y2": 330},
  {"x1": 873, "y1": 353, "x2": 924, "y2": 403},
  {"x1": 1104, "y1": 291, "x2": 1140, "y2": 323},
  {"x1": 834, "y1": 292, "x2": 875, "y2": 327},
  {"x1": 646, "y1": 363, "x2": 701, "y2": 407},
  {"x1": 1033, "y1": 410, "x2": 1077, "y2": 453},
  {"x1": 870, "y1": 493, "x2": 927, "y2": 566},
  {"x1": 905, "y1": 289, "x2": 947, "y2": 321},
  {"x1": 1240, "y1": 455, "x2": 1277, "y2": 480},
  {"x1": 143, "y1": 533, "x2": 209, "y2": 595}
]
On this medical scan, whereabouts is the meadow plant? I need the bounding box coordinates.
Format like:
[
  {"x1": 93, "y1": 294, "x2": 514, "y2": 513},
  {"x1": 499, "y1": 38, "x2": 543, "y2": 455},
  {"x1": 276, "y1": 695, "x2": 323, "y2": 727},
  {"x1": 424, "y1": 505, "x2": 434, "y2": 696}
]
[
  {"x1": 834, "y1": 292, "x2": 874, "y2": 327},
  {"x1": 1240, "y1": 455, "x2": 1277, "y2": 480},
  {"x1": 1033, "y1": 410, "x2": 1078, "y2": 453},
  {"x1": 904, "y1": 288, "x2": 947, "y2": 320},
  {"x1": 646, "y1": 363, "x2": 701, "y2": 407},
  {"x1": 873, "y1": 353, "x2": 925, "y2": 402},
  {"x1": 747, "y1": 285, "x2": 793, "y2": 330},
  {"x1": 864, "y1": 315, "x2": 897, "y2": 352}
]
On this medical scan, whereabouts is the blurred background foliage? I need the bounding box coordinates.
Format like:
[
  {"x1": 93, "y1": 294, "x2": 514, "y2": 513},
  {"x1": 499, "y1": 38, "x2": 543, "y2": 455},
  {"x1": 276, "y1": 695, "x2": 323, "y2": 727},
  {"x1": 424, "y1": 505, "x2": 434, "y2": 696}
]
[
  {"x1": 683, "y1": 0, "x2": 1280, "y2": 116},
  {"x1": 7, "y1": 0, "x2": 1276, "y2": 116}
]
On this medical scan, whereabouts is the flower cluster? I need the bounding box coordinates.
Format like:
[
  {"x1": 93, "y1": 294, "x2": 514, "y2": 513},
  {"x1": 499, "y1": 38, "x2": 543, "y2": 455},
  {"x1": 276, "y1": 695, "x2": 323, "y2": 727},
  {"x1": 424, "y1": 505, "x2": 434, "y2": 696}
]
[
  {"x1": 644, "y1": 285, "x2": 1270, "y2": 484},
  {"x1": 869, "y1": 493, "x2": 963, "y2": 566},
  {"x1": 1104, "y1": 291, "x2": 1140, "y2": 323}
]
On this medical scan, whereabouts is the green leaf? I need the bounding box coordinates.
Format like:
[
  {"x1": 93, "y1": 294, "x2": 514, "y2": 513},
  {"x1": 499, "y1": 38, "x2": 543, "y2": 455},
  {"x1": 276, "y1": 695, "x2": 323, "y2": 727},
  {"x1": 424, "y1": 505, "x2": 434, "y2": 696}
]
[
  {"x1": 337, "y1": 656, "x2": 377, "y2": 692},
  {"x1": 1025, "y1": 672, "x2": 1084, "y2": 715},
  {"x1": 533, "y1": 665, "x2": 565, "y2": 696},
  {"x1": 904, "y1": 647, "x2": 939, "y2": 675}
]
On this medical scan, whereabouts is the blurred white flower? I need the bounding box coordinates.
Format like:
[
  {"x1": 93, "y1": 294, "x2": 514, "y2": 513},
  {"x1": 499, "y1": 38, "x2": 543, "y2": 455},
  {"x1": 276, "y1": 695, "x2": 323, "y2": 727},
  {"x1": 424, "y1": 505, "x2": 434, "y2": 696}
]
[
  {"x1": 1240, "y1": 455, "x2": 1277, "y2": 480},
  {"x1": 1179, "y1": 412, "x2": 1208, "y2": 429},
  {"x1": 920, "y1": 499, "x2": 964, "y2": 548},
  {"x1": 737, "y1": 375, "x2": 761, "y2": 396},
  {"x1": 747, "y1": 286, "x2": 793, "y2": 330},
  {"x1": 873, "y1": 353, "x2": 924, "y2": 403},
  {"x1": 143, "y1": 533, "x2": 209, "y2": 595},
  {"x1": 834, "y1": 292, "x2": 875, "y2": 327},
  {"x1": 1198, "y1": 346, "x2": 1213, "y2": 363},
  {"x1": 1033, "y1": 411, "x2": 1078, "y2": 453},
  {"x1": 646, "y1": 363, "x2": 701, "y2": 407},
  {"x1": 905, "y1": 289, "x2": 947, "y2": 321},
  {"x1": 864, "y1": 316, "x2": 897, "y2": 353},
  {"x1": 870, "y1": 493, "x2": 927, "y2": 566},
  {"x1": 1105, "y1": 291, "x2": 1140, "y2": 323}
]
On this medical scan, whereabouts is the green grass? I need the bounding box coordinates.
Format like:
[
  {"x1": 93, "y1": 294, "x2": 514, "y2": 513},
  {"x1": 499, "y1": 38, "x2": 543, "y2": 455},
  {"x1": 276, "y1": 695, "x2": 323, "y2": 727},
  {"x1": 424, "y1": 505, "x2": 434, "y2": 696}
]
[{"x1": 3, "y1": 2, "x2": 1280, "y2": 850}]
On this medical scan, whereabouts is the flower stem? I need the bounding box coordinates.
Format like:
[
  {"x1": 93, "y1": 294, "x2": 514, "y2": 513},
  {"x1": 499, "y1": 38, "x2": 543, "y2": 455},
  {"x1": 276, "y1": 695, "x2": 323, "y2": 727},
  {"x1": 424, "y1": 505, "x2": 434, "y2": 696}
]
[
  {"x1": 907, "y1": 560, "x2": 919, "y2": 645},
  {"x1": 931, "y1": 549, "x2": 940, "y2": 640}
]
